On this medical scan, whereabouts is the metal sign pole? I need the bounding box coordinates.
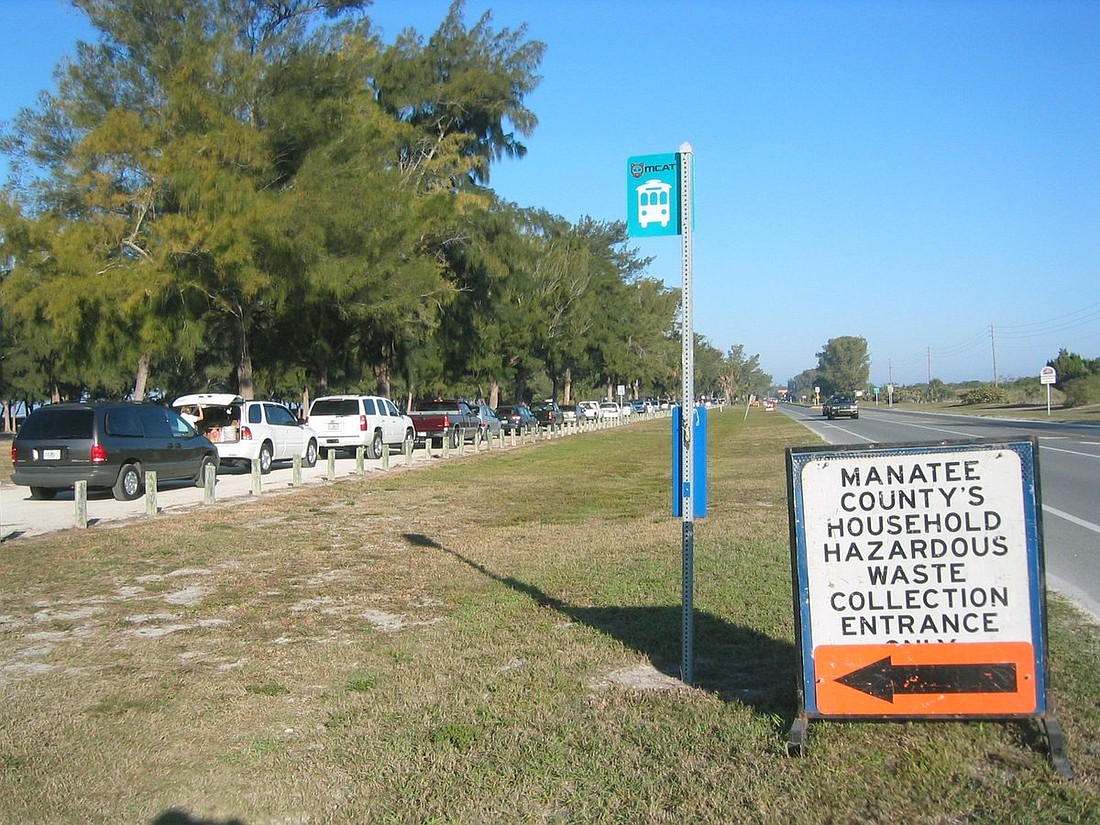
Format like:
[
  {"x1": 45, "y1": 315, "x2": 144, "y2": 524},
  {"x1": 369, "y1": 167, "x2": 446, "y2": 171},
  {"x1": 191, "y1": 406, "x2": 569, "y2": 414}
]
[{"x1": 679, "y1": 142, "x2": 695, "y2": 684}]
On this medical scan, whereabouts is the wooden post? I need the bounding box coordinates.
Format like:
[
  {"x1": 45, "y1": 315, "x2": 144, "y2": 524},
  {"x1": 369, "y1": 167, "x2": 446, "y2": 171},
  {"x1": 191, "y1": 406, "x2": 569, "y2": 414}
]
[
  {"x1": 145, "y1": 470, "x2": 158, "y2": 517},
  {"x1": 75, "y1": 480, "x2": 88, "y2": 529},
  {"x1": 251, "y1": 459, "x2": 262, "y2": 495},
  {"x1": 292, "y1": 454, "x2": 302, "y2": 487},
  {"x1": 203, "y1": 462, "x2": 216, "y2": 504}
]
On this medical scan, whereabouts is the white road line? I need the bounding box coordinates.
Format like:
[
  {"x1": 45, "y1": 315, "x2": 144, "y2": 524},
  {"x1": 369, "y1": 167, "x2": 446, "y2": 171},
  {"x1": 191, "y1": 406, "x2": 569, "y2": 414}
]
[
  {"x1": 1044, "y1": 505, "x2": 1100, "y2": 535},
  {"x1": 1039, "y1": 445, "x2": 1100, "y2": 459}
]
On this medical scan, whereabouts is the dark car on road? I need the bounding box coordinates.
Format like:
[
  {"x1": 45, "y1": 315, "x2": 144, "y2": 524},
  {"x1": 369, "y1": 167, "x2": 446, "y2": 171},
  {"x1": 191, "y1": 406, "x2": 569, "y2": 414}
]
[
  {"x1": 11, "y1": 401, "x2": 219, "y2": 501},
  {"x1": 531, "y1": 401, "x2": 564, "y2": 429},
  {"x1": 496, "y1": 404, "x2": 538, "y2": 434},
  {"x1": 823, "y1": 395, "x2": 859, "y2": 420}
]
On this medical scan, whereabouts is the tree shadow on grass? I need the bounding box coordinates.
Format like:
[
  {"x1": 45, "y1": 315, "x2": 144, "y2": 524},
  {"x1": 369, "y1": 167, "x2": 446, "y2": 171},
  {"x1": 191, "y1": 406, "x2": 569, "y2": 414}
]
[{"x1": 402, "y1": 532, "x2": 797, "y2": 719}]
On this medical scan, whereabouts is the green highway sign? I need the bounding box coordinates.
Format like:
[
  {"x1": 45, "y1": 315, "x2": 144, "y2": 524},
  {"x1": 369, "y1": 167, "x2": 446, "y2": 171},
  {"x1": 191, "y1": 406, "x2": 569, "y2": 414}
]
[{"x1": 627, "y1": 153, "x2": 680, "y2": 237}]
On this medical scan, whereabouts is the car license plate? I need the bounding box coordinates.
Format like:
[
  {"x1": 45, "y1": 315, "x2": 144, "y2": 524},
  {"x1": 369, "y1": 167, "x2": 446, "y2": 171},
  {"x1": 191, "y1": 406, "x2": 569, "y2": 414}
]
[
  {"x1": 328, "y1": 422, "x2": 340, "y2": 430},
  {"x1": 42, "y1": 449, "x2": 61, "y2": 460}
]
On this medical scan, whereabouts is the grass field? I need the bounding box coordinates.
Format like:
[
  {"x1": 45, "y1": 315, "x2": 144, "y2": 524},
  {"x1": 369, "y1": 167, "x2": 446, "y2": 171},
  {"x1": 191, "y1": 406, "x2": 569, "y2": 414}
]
[{"x1": 1, "y1": 410, "x2": 1098, "y2": 823}]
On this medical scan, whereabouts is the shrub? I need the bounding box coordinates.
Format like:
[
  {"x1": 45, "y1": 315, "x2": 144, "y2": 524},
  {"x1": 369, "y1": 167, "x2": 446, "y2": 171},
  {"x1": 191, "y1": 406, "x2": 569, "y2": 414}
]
[
  {"x1": 959, "y1": 385, "x2": 1009, "y2": 405},
  {"x1": 1062, "y1": 375, "x2": 1100, "y2": 408}
]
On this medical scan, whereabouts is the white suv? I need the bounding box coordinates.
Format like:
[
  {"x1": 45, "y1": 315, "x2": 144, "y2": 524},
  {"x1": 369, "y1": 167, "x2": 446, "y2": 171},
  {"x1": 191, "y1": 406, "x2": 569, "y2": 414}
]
[
  {"x1": 172, "y1": 393, "x2": 319, "y2": 474},
  {"x1": 307, "y1": 395, "x2": 414, "y2": 459}
]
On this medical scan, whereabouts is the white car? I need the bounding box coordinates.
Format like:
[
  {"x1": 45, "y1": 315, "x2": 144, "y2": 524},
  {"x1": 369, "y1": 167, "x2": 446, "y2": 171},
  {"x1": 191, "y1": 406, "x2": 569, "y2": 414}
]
[
  {"x1": 172, "y1": 393, "x2": 319, "y2": 474},
  {"x1": 307, "y1": 395, "x2": 415, "y2": 458},
  {"x1": 579, "y1": 401, "x2": 602, "y2": 421},
  {"x1": 599, "y1": 401, "x2": 621, "y2": 420}
]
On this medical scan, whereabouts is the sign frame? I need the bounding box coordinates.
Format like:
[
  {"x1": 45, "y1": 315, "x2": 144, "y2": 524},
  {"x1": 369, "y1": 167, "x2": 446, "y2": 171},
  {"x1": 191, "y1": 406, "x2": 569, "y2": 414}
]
[{"x1": 784, "y1": 437, "x2": 1072, "y2": 775}]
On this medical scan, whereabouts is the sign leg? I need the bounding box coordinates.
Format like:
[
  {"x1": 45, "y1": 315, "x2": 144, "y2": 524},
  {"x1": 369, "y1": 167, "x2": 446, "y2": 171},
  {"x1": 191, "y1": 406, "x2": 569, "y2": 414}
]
[
  {"x1": 786, "y1": 715, "x2": 809, "y2": 757},
  {"x1": 1039, "y1": 716, "x2": 1074, "y2": 778}
]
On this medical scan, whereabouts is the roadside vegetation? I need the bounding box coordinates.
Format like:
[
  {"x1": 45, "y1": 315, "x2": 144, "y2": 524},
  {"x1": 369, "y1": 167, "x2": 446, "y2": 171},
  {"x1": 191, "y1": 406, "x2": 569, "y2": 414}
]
[
  {"x1": 0, "y1": 0, "x2": 772, "y2": 418},
  {"x1": 1, "y1": 410, "x2": 1098, "y2": 822}
]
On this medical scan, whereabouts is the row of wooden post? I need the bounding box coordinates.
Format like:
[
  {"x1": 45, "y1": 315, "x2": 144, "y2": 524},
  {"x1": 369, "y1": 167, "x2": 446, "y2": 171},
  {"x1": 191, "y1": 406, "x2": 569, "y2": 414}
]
[{"x1": 70, "y1": 409, "x2": 667, "y2": 528}]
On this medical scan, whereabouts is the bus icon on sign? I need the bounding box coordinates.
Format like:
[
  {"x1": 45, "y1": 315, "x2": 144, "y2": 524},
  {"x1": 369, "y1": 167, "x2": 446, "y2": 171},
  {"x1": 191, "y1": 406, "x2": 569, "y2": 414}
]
[{"x1": 636, "y1": 179, "x2": 672, "y2": 228}]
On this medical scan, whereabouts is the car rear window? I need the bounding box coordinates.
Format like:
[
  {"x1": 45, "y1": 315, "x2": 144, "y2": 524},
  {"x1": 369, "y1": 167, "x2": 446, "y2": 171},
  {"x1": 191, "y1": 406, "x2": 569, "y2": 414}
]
[
  {"x1": 311, "y1": 399, "x2": 359, "y2": 417},
  {"x1": 416, "y1": 401, "x2": 454, "y2": 412},
  {"x1": 18, "y1": 408, "x2": 94, "y2": 440}
]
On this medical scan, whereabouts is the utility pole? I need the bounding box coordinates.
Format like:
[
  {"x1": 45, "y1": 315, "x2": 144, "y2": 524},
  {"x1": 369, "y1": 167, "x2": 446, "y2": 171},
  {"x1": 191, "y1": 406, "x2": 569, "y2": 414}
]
[
  {"x1": 927, "y1": 347, "x2": 932, "y2": 402},
  {"x1": 990, "y1": 323, "x2": 999, "y2": 387}
]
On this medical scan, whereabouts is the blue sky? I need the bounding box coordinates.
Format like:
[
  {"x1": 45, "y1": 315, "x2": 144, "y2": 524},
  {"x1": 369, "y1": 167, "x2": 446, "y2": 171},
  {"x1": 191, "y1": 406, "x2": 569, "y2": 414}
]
[{"x1": 3, "y1": 0, "x2": 1098, "y2": 386}]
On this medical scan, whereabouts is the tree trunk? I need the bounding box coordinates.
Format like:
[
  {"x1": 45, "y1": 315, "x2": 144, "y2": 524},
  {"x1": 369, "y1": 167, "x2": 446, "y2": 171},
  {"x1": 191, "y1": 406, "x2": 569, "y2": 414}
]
[
  {"x1": 515, "y1": 369, "x2": 529, "y2": 406},
  {"x1": 132, "y1": 354, "x2": 151, "y2": 401},
  {"x1": 489, "y1": 379, "x2": 499, "y2": 409},
  {"x1": 375, "y1": 363, "x2": 392, "y2": 398},
  {"x1": 237, "y1": 320, "x2": 254, "y2": 400},
  {"x1": 563, "y1": 368, "x2": 573, "y2": 405}
]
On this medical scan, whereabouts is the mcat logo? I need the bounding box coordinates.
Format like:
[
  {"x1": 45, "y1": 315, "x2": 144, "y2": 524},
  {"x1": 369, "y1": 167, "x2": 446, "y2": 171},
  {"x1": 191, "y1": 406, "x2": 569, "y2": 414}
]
[{"x1": 630, "y1": 162, "x2": 645, "y2": 179}]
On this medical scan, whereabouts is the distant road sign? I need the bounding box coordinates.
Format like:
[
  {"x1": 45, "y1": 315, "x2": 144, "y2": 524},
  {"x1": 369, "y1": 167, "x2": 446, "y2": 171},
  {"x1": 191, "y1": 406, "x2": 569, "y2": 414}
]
[{"x1": 1040, "y1": 366, "x2": 1057, "y2": 385}]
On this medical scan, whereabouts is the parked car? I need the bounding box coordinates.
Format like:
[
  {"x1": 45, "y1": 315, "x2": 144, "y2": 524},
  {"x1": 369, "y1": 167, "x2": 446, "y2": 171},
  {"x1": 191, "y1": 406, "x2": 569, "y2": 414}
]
[
  {"x1": 619, "y1": 401, "x2": 634, "y2": 417},
  {"x1": 407, "y1": 398, "x2": 483, "y2": 448},
  {"x1": 470, "y1": 402, "x2": 502, "y2": 439},
  {"x1": 578, "y1": 400, "x2": 602, "y2": 421},
  {"x1": 172, "y1": 393, "x2": 319, "y2": 474},
  {"x1": 496, "y1": 404, "x2": 538, "y2": 434},
  {"x1": 10, "y1": 401, "x2": 219, "y2": 501},
  {"x1": 306, "y1": 395, "x2": 414, "y2": 458},
  {"x1": 823, "y1": 395, "x2": 859, "y2": 420},
  {"x1": 561, "y1": 404, "x2": 579, "y2": 424},
  {"x1": 531, "y1": 401, "x2": 564, "y2": 428},
  {"x1": 599, "y1": 401, "x2": 621, "y2": 420}
]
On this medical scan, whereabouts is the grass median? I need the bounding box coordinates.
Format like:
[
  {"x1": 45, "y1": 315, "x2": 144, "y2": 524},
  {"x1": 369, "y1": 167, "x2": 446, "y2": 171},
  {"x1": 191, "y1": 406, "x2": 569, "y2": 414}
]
[{"x1": 1, "y1": 409, "x2": 1098, "y2": 823}]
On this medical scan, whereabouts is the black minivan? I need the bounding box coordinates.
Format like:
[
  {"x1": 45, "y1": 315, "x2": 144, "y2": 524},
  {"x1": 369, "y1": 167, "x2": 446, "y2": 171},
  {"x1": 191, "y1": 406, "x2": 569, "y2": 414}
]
[{"x1": 11, "y1": 402, "x2": 219, "y2": 501}]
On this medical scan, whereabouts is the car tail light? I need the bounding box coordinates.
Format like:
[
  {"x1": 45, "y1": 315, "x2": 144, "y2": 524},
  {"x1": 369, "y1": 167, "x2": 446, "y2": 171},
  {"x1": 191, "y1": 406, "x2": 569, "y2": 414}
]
[
  {"x1": 359, "y1": 414, "x2": 367, "y2": 432},
  {"x1": 90, "y1": 444, "x2": 108, "y2": 463},
  {"x1": 240, "y1": 426, "x2": 253, "y2": 440},
  {"x1": 442, "y1": 415, "x2": 451, "y2": 427},
  {"x1": 10, "y1": 444, "x2": 16, "y2": 462}
]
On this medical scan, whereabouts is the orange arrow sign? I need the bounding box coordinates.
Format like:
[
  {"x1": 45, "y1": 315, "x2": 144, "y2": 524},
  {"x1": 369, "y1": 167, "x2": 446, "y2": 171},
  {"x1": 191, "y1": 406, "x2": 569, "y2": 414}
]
[{"x1": 815, "y1": 642, "x2": 1037, "y2": 716}]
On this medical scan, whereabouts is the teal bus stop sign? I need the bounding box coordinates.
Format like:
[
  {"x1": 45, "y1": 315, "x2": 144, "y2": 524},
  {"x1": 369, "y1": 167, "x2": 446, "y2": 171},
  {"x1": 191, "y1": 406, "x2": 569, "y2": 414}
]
[{"x1": 627, "y1": 153, "x2": 680, "y2": 237}]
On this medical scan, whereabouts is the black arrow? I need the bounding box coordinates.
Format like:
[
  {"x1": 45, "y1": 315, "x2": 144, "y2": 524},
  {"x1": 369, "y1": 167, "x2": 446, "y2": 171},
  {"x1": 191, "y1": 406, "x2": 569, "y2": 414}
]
[{"x1": 836, "y1": 656, "x2": 1018, "y2": 702}]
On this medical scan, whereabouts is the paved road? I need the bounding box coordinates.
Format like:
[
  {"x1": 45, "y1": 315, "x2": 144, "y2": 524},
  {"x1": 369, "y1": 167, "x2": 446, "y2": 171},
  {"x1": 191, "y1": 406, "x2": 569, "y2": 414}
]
[{"x1": 780, "y1": 403, "x2": 1100, "y2": 621}]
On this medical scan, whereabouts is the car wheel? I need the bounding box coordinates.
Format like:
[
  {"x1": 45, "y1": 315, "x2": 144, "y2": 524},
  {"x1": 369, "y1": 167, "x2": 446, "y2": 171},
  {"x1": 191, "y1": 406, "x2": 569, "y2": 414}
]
[
  {"x1": 112, "y1": 463, "x2": 143, "y2": 501},
  {"x1": 449, "y1": 427, "x2": 460, "y2": 450},
  {"x1": 258, "y1": 442, "x2": 274, "y2": 475},
  {"x1": 853, "y1": 413, "x2": 859, "y2": 419},
  {"x1": 304, "y1": 439, "x2": 319, "y2": 467},
  {"x1": 193, "y1": 456, "x2": 216, "y2": 488},
  {"x1": 368, "y1": 430, "x2": 383, "y2": 460},
  {"x1": 29, "y1": 486, "x2": 57, "y2": 501}
]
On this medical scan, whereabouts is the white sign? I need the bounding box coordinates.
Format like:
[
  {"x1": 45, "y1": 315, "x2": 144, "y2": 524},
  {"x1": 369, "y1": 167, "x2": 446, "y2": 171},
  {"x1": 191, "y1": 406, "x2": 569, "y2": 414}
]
[
  {"x1": 1040, "y1": 366, "x2": 1057, "y2": 385},
  {"x1": 799, "y1": 446, "x2": 1032, "y2": 646}
]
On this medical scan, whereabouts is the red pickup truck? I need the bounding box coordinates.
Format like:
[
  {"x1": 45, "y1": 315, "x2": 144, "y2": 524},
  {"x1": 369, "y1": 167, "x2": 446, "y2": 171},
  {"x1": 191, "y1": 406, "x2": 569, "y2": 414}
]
[{"x1": 407, "y1": 399, "x2": 483, "y2": 449}]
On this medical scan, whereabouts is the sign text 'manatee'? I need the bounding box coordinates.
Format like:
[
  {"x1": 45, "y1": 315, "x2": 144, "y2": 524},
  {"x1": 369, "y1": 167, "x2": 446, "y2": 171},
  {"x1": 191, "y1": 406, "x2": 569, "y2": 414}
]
[{"x1": 839, "y1": 459, "x2": 982, "y2": 487}]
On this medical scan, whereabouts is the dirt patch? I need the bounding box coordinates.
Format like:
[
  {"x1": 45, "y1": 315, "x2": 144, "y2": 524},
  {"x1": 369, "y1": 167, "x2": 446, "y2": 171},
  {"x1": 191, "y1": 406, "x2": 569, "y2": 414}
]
[{"x1": 591, "y1": 662, "x2": 690, "y2": 692}]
